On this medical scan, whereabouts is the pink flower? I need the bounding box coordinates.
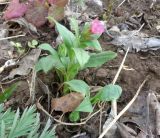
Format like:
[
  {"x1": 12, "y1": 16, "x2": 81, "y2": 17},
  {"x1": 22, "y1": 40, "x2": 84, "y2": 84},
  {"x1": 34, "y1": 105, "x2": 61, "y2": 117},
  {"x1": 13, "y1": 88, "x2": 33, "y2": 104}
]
[
  {"x1": 91, "y1": 19, "x2": 105, "y2": 34},
  {"x1": 3, "y1": 0, "x2": 27, "y2": 20}
]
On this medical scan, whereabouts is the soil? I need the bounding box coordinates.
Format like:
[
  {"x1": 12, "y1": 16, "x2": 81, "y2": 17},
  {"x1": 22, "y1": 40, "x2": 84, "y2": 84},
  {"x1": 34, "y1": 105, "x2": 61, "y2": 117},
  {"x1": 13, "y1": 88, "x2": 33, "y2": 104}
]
[{"x1": 0, "y1": 0, "x2": 160, "y2": 138}]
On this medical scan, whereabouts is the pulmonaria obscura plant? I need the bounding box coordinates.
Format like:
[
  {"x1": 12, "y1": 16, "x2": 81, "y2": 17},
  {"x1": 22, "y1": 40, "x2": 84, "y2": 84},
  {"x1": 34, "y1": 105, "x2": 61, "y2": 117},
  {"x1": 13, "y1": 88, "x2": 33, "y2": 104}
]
[{"x1": 36, "y1": 18, "x2": 122, "y2": 122}]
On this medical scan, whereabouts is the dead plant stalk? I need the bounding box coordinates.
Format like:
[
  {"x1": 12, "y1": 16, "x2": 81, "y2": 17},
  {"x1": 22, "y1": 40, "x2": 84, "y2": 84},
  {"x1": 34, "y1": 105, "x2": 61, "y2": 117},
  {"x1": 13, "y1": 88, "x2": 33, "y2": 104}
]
[
  {"x1": 99, "y1": 75, "x2": 149, "y2": 138},
  {"x1": 0, "y1": 34, "x2": 25, "y2": 41},
  {"x1": 111, "y1": 47, "x2": 129, "y2": 116}
]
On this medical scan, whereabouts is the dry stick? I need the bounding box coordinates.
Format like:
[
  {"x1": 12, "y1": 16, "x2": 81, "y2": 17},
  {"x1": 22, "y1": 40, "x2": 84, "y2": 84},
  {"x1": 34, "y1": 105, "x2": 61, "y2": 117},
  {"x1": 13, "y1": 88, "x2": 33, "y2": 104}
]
[
  {"x1": 99, "y1": 75, "x2": 149, "y2": 138},
  {"x1": 0, "y1": 34, "x2": 25, "y2": 41},
  {"x1": 111, "y1": 47, "x2": 129, "y2": 117},
  {"x1": 100, "y1": 23, "x2": 145, "y2": 137},
  {"x1": 150, "y1": 0, "x2": 156, "y2": 8},
  {"x1": 29, "y1": 68, "x2": 37, "y2": 103},
  {"x1": 37, "y1": 98, "x2": 101, "y2": 126},
  {"x1": 117, "y1": 0, "x2": 126, "y2": 8},
  {"x1": 98, "y1": 102, "x2": 105, "y2": 135},
  {"x1": 111, "y1": 22, "x2": 145, "y2": 117},
  {"x1": 54, "y1": 109, "x2": 101, "y2": 126},
  {"x1": 98, "y1": 48, "x2": 129, "y2": 135},
  {"x1": 0, "y1": 2, "x2": 10, "y2": 4}
]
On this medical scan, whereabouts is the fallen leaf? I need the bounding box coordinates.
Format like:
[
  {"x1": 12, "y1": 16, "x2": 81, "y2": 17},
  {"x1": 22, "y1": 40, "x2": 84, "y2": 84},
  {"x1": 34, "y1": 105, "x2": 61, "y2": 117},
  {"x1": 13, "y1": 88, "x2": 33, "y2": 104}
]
[
  {"x1": 3, "y1": 0, "x2": 27, "y2": 20},
  {"x1": 48, "y1": 0, "x2": 69, "y2": 6},
  {"x1": 6, "y1": 18, "x2": 38, "y2": 34},
  {"x1": 117, "y1": 123, "x2": 136, "y2": 138},
  {"x1": 51, "y1": 92, "x2": 84, "y2": 113},
  {"x1": 3, "y1": 49, "x2": 41, "y2": 80},
  {"x1": 25, "y1": 0, "x2": 48, "y2": 27},
  {"x1": 0, "y1": 24, "x2": 13, "y2": 61},
  {"x1": 47, "y1": 0, "x2": 56, "y2": 5},
  {"x1": 48, "y1": 5, "x2": 64, "y2": 26}
]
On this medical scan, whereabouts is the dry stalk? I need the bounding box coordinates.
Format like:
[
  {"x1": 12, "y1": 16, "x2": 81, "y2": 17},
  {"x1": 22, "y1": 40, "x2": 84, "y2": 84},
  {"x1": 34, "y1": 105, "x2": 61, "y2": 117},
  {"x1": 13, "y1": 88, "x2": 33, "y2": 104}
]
[
  {"x1": 0, "y1": 2, "x2": 10, "y2": 4},
  {"x1": 99, "y1": 75, "x2": 149, "y2": 138},
  {"x1": 117, "y1": 0, "x2": 126, "y2": 8},
  {"x1": 36, "y1": 97, "x2": 102, "y2": 126},
  {"x1": 29, "y1": 68, "x2": 37, "y2": 103},
  {"x1": 0, "y1": 34, "x2": 25, "y2": 41},
  {"x1": 111, "y1": 47, "x2": 129, "y2": 116},
  {"x1": 111, "y1": 22, "x2": 145, "y2": 117}
]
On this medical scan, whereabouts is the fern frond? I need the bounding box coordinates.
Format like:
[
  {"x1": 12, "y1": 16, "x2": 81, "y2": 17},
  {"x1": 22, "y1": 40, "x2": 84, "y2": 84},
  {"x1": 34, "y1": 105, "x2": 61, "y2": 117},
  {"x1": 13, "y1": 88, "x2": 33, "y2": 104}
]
[{"x1": 0, "y1": 104, "x2": 55, "y2": 138}]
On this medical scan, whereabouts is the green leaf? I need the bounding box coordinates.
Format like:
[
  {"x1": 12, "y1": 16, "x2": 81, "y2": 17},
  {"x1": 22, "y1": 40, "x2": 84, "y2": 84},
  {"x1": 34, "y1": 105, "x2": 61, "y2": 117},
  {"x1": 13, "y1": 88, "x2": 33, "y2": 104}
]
[
  {"x1": 60, "y1": 57, "x2": 70, "y2": 68},
  {"x1": 81, "y1": 22, "x2": 90, "y2": 36},
  {"x1": 58, "y1": 44, "x2": 67, "y2": 57},
  {"x1": 69, "y1": 111, "x2": 80, "y2": 122},
  {"x1": 0, "y1": 84, "x2": 17, "y2": 103},
  {"x1": 32, "y1": 40, "x2": 38, "y2": 46},
  {"x1": 84, "y1": 40, "x2": 102, "y2": 51},
  {"x1": 0, "y1": 121, "x2": 5, "y2": 138},
  {"x1": 73, "y1": 48, "x2": 90, "y2": 68},
  {"x1": 39, "y1": 119, "x2": 55, "y2": 138},
  {"x1": 70, "y1": 18, "x2": 79, "y2": 38},
  {"x1": 65, "y1": 80, "x2": 90, "y2": 96},
  {"x1": 28, "y1": 41, "x2": 35, "y2": 48},
  {"x1": 51, "y1": 18, "x2": 78, "y2": 48},
  {"x1": 90, "y1": 34, "x2": 101, "y2": 39},
  {"x1": 91, "y1": 84, "x2": 122, "y2": 103},
  {"x1": 35, "y1": 55, "x2": 64, "y2": 73},
  {"x1": 84, "y1": 51, "x2": 117, "y2": 68},
  {"x1": 0, "y1": 105, "x2": 55, "y2": 138},
  {"x1": 66, "y1": 63, "x2": 80, "y2": 81},
  {"x1": 39, "y1": 43, "x2": 57, "y2": 56},
  {"x1": 75, "y1": 97, "x2": 93, "y2": 112}
]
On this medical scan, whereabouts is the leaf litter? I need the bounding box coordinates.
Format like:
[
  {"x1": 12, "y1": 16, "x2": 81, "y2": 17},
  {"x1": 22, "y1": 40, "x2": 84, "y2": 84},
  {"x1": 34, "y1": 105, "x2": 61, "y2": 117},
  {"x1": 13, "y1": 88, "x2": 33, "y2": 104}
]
[
  {"x1": 0, "y1": 24, "x2": 13, "y2": 60},
  {"x1": 3, "y1": 0, "x2": 27, "y2": 20},
  {"x1": 3, "y1": 49, "x2": 41, "y2": 80},
  {"x1": 107, "y1": 26, "x2": 160, "y2": 52},
  {"x1": 51, "y1": 92, "x2": 84, "y2": 113}
]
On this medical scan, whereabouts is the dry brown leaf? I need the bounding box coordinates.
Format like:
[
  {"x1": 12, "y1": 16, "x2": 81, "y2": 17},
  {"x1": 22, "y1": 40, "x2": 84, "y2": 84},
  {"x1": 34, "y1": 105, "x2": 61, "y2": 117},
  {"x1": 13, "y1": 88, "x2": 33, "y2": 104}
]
[
  {"x1": 3, "y1": 49, "x2": 41, "y2": 80},
  {"x1": 6, "y1": 18, "x2": 38, "y2": 34},
  {"x1": 52, "y1": 0, "x2": 69, "y2": 7},
  {"x1": 0, "y1": 24, "x2": 13, "y2": 60},
  {"x1": 51, "y1": 92, "x2": 83, "y2": 113},
  {"x1": 25, "y1": 0, "x2": 48, "y2": 27},
  {"x1": 3, "y1": 0, "x2": 27, "y2": 20},
  {"x1": 48, "y1": 5, "x2": 64, "y2": 26}
]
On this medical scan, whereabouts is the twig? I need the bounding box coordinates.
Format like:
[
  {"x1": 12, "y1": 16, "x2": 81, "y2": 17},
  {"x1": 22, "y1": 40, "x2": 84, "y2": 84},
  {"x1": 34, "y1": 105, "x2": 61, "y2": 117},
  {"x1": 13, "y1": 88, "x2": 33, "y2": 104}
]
[
  {"x1": 0, "y1": 34, "x2": 25, "y2": 41},
  {"x1": 99, "y1": 75, "x2": 149, "y2": 138},
  {"x1": 71, "y1": 132, "x2": 87, "y2": 138},
  {"x1": 91, "y1": 86, "x2": 102, "y2": 93},
  {"x1": 29, "y1": 68, "x2": 37, "y2": 103},
  {"x1": 150, "y1": 0, "x2": 156, "y2": 8},
  {"x1": 111, "y1": 47, "x2": 129, "y2": 117},
  {"x1": 81, "y1": 104, "x2": 96, "y2": 121},
  {"x1": 117, "y1": 0, "x2": 126, "y2": 8},
  {"x1": 0, "y1": 2, "x2": 10, "y2": 4},
  {"x1": 1, "y1": 76, "x2": 29, "y2": 85},
  {"x1": 36, "y1": 98, "x2": 101, "y2": 126},
  {"x1": 112, "y1": 47, "x2": 129, "y2": 85},
  {"x1": 99, "y1": 102, "x2": 105, "y2": 135},
  {"x1": 111, "y1": 23, "x2": 145, "y2": 117}
]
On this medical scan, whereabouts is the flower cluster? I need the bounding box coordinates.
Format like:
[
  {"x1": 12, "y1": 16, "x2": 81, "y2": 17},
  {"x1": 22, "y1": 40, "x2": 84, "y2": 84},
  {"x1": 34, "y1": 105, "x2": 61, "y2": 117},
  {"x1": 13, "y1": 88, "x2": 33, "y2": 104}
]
[{"x1": 91, "y1": 19, "x2": 105, "y2": 35}]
